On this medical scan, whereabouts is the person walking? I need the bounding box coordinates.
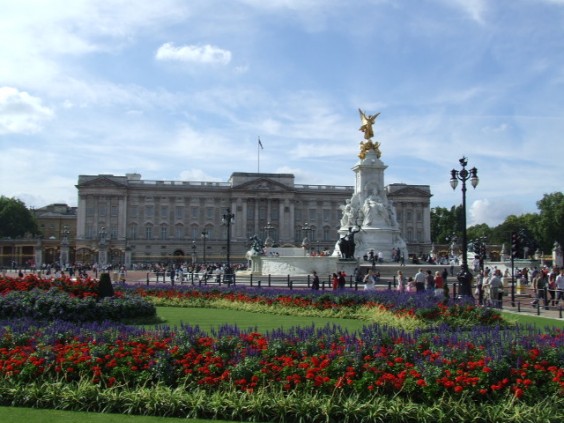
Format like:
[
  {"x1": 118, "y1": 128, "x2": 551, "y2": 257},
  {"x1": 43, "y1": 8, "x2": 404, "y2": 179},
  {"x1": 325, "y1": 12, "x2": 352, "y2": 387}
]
[
  {"x1": 425, "y1": 270, "x2": 435, "y2": 291},
  {"x1": 482, "y1": 270, "x2": 492, "y2": 307},
  {"x1": 434, "y1": 271, "x2": 444, "y2": 298},
  {"x1": 338, "y1": 271, "x2": 346, "y2": 290},
  {"x1": 531, "y1": 269, "x2": 549, "y2": 308},
  {"x1": 331, "y1": 273, "x2": 339, "y2": 291},
  {"x1": 363, "y1": 270, "x2": 375, "y2": 290},
  {"x1": 396, "y1": 270, "x2": 406, "y2": 293},
  {"x1": 555, "y1": 268, "x2": 564, "y2": 305},
  {"x1": 489, "y1": 269, "x2": 504, "y2": 309},
  {"x1": 311, "y1": 271, "x2": 320, "y2": 290},
  {"x1": 414, "y1": 268, "x2": 426, "y2": 293}
]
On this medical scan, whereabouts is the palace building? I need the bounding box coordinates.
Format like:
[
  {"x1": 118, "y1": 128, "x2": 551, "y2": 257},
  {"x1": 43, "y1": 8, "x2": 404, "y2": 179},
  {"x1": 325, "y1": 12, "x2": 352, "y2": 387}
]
[{"x1": 1, "y1": 172, "x2": 432, "y2": 268}]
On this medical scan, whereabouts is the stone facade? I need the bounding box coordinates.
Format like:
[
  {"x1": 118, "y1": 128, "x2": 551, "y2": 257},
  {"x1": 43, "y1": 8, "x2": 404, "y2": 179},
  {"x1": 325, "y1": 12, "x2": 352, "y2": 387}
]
[
  {"x1": 385, "y1": 183, "x2": 433, "y2": 258},
  {"x1": 73, "y1": 172, "x2": 431, "y2": 267},
  {"x1": 0, "y1": 173, "x2": 432, "y2": 268}
]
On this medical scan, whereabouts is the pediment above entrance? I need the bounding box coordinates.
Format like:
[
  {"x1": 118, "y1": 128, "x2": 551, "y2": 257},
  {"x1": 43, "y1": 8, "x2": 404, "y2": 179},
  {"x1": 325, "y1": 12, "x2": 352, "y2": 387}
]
[{"x1": 77, "y1": 175, "x2": 128, "y2": 189}]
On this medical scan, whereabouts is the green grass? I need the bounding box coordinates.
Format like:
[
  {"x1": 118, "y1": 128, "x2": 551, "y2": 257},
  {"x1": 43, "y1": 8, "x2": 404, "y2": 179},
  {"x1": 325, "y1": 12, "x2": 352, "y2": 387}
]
[
  {"x1": 501, "y1": 310, "x2": 564, "y2": 329},
  {"x1": 148, "y1": 305, "x2": 368, "y2": 332},
  {"x1": 0, "y1": 406, "x2": 231, "y2": 423}
]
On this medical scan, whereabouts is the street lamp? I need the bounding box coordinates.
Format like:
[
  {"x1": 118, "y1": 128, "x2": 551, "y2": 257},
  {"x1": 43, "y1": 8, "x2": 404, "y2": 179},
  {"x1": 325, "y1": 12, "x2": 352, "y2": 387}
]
[
  {"x1": 222, "y1": 209, "x2": 235, "y2": 275},
  {"x1": 201, "y1": 229, "x2": 208, "y2": 265},
  {"x1": 450, "y1": 156, "x2": 479, "y2": 297}
]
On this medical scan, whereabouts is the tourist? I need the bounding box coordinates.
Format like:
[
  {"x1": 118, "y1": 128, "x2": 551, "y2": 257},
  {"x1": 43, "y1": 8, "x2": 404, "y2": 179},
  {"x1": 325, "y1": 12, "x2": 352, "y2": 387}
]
[
  {"x1": 434, "y1": 271, "x2": 444, "y2": 298},
  {"x1": 441, "y1": 267, "x2": 448, "y2": 284},
  {"x1": 396, "y1": 270, "x2": 406, "y2": 292},
  {"x1": 531, "y1": 269, "x2": 549, "y2": 307},
  {"x1": 311, "y1": 271, "x2": 320, "y2": 290},
  {"x1": 414, "y1": 268, "x2": 426, "y2": 293},
  {"x1": 555, "y1": 268, "x2": 564, "y2": 305},
  {"x1": 338, "y1": 271, "x2": 346, "y2": 290},
  {"x1": 548, "y1": 268, "x2": 558, "y2": 306},
  {"x1": 331, "y1": 273, "x2": 339, "y2": 290},
  {"x1": 363, "y1": 270, "x2": 375, "y2": 290},
  {"x1": 482, "y1": 269, "x2": 492, "y2": 307},
  {"x1": 406, "y1": 277, "x2": 415, "y2": 293},
  {"x1": 489, "y1": 269, "x2": 504, "y2": 308},
  {"x1": 425, "y1": 270, "x2": 435, "y2": 291},
  {"x1": 474, "y1": 270, "x2": 485, "y2": 306}
]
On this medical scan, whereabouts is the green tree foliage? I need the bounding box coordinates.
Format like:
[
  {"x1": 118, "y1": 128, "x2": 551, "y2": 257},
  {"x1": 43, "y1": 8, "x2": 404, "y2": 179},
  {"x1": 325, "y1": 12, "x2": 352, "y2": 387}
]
[
  {"x1": 467, "y1": 223, "x2": 491, "y2": 242},
  {"x1": 0, "y1": 196, "x2": 39, "y2": 238},
  {"x1": 536, "y1": 192, "x2": 564, "y2": 251},
  {"x1": 431, "y1": 206, "x2": 463, "y2": 242},
  {"x1": 432, "y1": 192, "x2": 562, "y2": 260}
]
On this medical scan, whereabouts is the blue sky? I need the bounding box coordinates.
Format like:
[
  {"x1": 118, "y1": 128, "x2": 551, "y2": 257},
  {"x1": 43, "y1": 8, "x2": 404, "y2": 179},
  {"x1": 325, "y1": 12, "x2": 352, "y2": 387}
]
[{"x1": 1, "y1": 0, "x2": 563, "y2": 227}]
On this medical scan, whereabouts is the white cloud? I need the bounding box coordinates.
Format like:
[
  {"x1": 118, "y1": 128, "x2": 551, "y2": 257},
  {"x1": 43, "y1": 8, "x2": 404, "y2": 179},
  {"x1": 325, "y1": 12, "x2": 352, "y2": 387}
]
[
  {"x1": 155, "y1": 43, "x2": 232, "y2": 65},
  {"x1": 440, "y1": 0, "x2": 488, "y2": 24},
  {"x1": 0, "y1": 87, "x2": 54, "y2": 134},
  {"x1": 469, "y1": 198, "x2": 524, "y2": 227}
]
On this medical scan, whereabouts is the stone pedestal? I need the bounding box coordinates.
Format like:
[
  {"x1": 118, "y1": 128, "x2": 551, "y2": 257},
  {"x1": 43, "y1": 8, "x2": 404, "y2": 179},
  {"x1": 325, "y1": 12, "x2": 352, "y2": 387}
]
[{"x1": 335, "y1": 149, "x2": 408, "y2": 261}]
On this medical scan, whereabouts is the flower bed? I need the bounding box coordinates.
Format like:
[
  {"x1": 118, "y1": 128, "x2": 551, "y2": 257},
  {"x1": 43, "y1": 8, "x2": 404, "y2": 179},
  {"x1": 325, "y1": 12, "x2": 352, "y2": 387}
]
[
  {"x1": 0, "y1": 276, "x2": 562, "y2": 421},
  {"x1": 0, "y1": 318, "x2": 562, "y2": 404},
  {"x1": 0, "y1": 275, "x2": 156, "y2": 322},
  {"x1": 128, "y1": 284, "x2": 506, "y2": 328}
]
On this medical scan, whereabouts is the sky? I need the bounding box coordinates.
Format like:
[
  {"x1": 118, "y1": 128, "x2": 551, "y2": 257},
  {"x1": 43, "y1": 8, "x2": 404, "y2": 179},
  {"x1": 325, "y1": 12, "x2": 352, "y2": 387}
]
[{"x1": 1, "y1": 0, "x2": 563, "y2": 227}]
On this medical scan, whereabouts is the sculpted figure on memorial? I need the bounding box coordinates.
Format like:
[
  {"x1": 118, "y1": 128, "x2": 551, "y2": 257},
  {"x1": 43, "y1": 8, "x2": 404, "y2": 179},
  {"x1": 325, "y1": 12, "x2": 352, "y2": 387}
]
[{"x1": 358, "y1": 108, "x2": 380, "y2": 140}]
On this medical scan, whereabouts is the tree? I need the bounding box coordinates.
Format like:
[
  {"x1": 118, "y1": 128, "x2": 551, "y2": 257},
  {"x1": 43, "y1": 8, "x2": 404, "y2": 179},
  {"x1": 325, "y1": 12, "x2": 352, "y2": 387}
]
[
  {"x1": 467, "y1": 223, "x2": 491, "y2": 242},
  {"x1": 431, "y1": 206, "x2": 462, "y2": 243},
  {"x1": 536, "y1": 192, "x2": 564, "y2": 252},
  {"x1": 0, "y1": 196, "x2": 39, "y2": 238}
]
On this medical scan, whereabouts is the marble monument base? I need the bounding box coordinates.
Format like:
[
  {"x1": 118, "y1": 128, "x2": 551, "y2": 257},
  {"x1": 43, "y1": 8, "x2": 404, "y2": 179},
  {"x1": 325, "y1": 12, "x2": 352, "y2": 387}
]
[{"x1": 251, "y1": 255, "x2": 358, "y2": 277}]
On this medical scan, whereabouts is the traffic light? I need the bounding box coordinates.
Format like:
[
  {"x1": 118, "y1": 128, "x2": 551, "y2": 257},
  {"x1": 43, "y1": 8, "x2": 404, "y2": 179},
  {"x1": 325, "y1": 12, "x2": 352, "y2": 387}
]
[{"x1": 511, "y1": 232, "x2": 520, "y2": 258}]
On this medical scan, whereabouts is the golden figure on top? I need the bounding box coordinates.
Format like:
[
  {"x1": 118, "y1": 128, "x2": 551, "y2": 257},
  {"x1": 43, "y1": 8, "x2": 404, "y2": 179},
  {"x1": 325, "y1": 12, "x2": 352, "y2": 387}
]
[
  {"x1": 358, "y1": 109, "x2": 382, "y2": 159},
  {"x1": 358, "y1": 108, "x2": 380, "y2": 140},
  {"x1": 359, "y1": 140, "x2": 381, "y2": 159}
]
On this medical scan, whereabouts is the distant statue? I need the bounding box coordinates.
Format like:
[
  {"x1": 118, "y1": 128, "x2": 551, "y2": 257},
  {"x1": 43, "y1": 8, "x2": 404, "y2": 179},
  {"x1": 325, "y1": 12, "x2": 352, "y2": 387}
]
[
  {"x1": 248, "y1": 235, "x2": 264, "y2": 256},
  {"x1": 338, "y1": 226, "x2": 361, "y2": 259},
  {"x1": 358, "y1": 108, "x2": 380, "y2": 140}
]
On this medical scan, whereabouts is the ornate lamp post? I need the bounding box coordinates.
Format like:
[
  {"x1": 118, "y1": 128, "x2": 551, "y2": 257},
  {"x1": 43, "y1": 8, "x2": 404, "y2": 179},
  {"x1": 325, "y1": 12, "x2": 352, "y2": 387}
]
[
  {"x1": 450, "y1": 157, "x2": 479, "y2": 297},
  {"x1": 201, "y1": 229, "x2": 208, "y2": 265},
  {"x1": 222, "y1": 209, "x2": 235, "y2": 275}
]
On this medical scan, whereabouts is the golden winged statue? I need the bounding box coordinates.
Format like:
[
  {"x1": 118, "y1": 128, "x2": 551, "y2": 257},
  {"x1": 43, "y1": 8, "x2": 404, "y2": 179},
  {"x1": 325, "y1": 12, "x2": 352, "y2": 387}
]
[
  {"x1": 358, "y1": 109, "x2": 382, "y2": 159},
  {"x1": 358, "y1": 108, "x2": 380, "y2": 140}
]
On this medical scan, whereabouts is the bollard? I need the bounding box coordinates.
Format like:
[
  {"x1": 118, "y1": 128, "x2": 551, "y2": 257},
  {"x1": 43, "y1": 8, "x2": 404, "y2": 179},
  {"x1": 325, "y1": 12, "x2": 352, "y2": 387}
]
[
  {"x1": 289, "y1": 280, "x2": 293, "y2": 290},
  {"x1": 258, "y1": 280, "x2": 261, "y2": 288},
  {"x1": 517, "y1": 301, "x2": 521, "y2": 313},
  {"x1": 268, "y1": 274, "x2": 272, "y2": 287},
  {"x1": 388, "y1": 280, "x2": 392, "y2": 290},
  {"x1": 537, "y1": 301, "x2": 541, "y2": 316},
  {"x1": 146, "y1": 272, "x2": 150, "y2": 286}
]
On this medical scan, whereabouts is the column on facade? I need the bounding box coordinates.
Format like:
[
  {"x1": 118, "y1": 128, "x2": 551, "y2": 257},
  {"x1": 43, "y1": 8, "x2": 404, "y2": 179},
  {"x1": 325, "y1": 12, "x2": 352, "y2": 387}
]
[
  {"x1": 118, "y1": 195, "x2": 127, "y2": 241},
  {"x1": 77, "y1": 197, "x2": 87, "y2": 239}
]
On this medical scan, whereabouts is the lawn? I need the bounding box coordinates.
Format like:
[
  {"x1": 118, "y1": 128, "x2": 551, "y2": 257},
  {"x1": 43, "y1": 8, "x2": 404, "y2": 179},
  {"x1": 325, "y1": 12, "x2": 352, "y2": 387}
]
[{"x1": 150, "y1": 305, "x2": 369, "y2": 332}]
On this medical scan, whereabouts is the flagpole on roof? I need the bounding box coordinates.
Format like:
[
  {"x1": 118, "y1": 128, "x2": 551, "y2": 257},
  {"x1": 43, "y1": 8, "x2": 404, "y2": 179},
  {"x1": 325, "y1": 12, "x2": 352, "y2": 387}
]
[{"x1": 257, "y1": 137, "x2": 263, "y2": 173}]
